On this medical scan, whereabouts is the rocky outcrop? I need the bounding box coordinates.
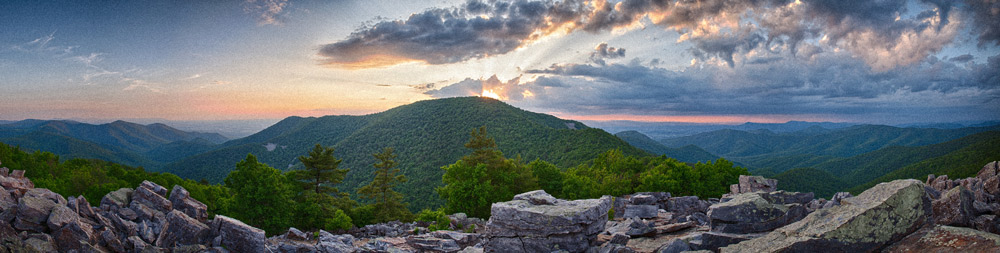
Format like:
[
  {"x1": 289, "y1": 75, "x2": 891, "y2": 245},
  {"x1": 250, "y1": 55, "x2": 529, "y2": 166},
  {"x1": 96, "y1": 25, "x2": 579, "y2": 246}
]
[
  {"x1": 484, "y1": 190, "x2": 611, "y2": 252},
  {"x1": 720, "y1": 179, "x2": 933, "y2": 252}
]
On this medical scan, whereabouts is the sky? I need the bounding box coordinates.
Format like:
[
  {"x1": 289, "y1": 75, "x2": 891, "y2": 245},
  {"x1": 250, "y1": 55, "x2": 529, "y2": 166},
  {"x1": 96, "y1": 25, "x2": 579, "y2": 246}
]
[{"x1": 1, "y1": 0, "x2": 998, "y2": 125}]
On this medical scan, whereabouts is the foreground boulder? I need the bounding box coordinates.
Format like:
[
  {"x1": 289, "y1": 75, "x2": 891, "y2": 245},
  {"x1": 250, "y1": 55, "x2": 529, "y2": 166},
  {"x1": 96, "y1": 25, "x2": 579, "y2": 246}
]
[
  {"x1": 720, "y1": 179, "x2": 932, "y2": 252},
  {"x1": 156, "y1": 210, "x2": 209, "y2": 247},
  {"x1": 484, "y1": 190, "x2": 611, "y2": 252}
]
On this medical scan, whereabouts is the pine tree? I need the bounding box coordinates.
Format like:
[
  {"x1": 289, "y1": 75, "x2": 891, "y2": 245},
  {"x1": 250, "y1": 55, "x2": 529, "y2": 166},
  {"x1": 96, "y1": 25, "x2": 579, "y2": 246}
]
[
  {"x1": 286, "y1": 144, "x2": 354, "y2": 230},
  {"x1": 289, "y1": 144, "x2": 348, "y2": 198},
  {"x1": 357, "y1": 147, "x2": 412, "y2": 223}
]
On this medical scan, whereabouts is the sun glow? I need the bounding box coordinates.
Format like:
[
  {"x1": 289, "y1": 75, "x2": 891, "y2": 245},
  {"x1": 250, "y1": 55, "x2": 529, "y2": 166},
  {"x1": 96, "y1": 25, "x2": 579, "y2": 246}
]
[{"x1": 481, "y1": 89, "x2": 503, "y2": 100}]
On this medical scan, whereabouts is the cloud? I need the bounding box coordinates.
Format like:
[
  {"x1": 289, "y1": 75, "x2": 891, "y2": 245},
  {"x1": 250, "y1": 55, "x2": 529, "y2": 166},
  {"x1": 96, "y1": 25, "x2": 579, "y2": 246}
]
[
  {"x1": 243, "y1": 0, "x2": 289, "y2": 26},
  {"x1": 428, "y1": 51, "x2": 1000, "y2": 122},
  {"x1": 319, "y1": 0, "x2": 987, "y2": 72},
  {"x1": 949, "y1": 54, "x2": 974, "y2": 63},
  {"x1": 589, "y1": 42, "x2": 625, "y2": 65},
  {"x1": 964, "y1": 0, "x2": 1000, "y2": 46}
]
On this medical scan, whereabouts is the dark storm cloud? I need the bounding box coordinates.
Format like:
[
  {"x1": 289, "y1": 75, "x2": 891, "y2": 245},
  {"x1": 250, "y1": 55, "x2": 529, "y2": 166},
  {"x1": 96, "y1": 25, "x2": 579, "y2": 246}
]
[
  {"x1": 965, "y1": 0, "x2": 1000, "y2": 46},
  {"x1": 430, "y1": 51, "x2": 999, "y2": 119},
  {"x1": 589, "y1": 43, "x2": 626, "y2": 65}
]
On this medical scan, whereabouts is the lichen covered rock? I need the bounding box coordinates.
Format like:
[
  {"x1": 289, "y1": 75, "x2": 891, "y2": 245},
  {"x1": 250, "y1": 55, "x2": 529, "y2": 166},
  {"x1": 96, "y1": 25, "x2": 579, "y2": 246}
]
[{"x1": 720, "y1": 179, "x2": 933, "y2": 252}]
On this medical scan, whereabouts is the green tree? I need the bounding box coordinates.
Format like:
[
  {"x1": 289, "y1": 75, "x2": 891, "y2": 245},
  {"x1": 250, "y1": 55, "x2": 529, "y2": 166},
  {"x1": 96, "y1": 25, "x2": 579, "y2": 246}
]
[
  {"x1": 288, "y1": 144, "x2": 349, "y2": 199},
  {"x1": 438, "y1": 127, "x2": 537, "y2": 218},
  {"x1": 529, "y1": 159, "x2": 563, "y2": 197},
  {"x1": 357, "y1": 147, "x2": 413, "y2": 223},
  {"x1": 224, "y1": 154, "x2": 292, "y2": 235},
  {"x1": 286, "y1": 144, "x2": 356, "y2": 230}
]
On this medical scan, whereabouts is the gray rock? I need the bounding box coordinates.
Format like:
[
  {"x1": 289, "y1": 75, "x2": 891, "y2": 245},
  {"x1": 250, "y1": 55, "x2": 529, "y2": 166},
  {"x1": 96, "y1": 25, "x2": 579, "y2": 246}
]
[
  {"x1": 52, "y1": 221, "x2": 96, "y2": 251},
  {"x1": 0, "y1": 186, "x2": 15, "y2": 212},
  {"x1": 485, "y1": 190, "x2": 611, "y2": 252},
  {"x1": 127, "y1": 235, "x2": 151, "y2": 251},
  {"x1": 821, "y1": 192, "x2": 854, "y2": 209},
  {"x1": 71, "y1": 195, "x2": 97, "y2": 220},
  {"x1": 139, "y1": 180, "x2": 168, "y2": 197},
  {"x1": 720, "y1": 179, "x2": 933, "y2": 252},
  {"x1": 14, "y1": 188, "x2": 66, "y2": 232},
  {"x1": 132, "y1": 184, "x2": 172, "y2": 214},
  {"x1": 318, "y1": 240, "x2": 357, "y2": 253},
  {"x1": 284, "y1": 227, "x2": 310, "y2": 241},
  {"x1": 626, "y1": 218, "x2": 656, "y2": 238},
  {"x1": 139, "y1": 219, "x2": 158, "y2": 244},
  {"x1": 623, "y1": 204, "x2": 658, "y2": 219},
  {"x1": 730, "y1": 175, "x2": 777, "y2": 194},
  {"x1": 761, "y1": 191, "x2": 814, "y2": 205},
  {"x1": 655, "y1": 238, "x2": 690, "y2": 253},
  {"x1": 210, "y1": 215, "x2": 267, "y2": 253},
  {"x1": 100, "y1": 188, "x2": 133, "y2": 210},
  {"x1": 631, "y1": 194, "x2": 657, "y2": 205},
  {"x1": 131, "y1": 201, "x2": 166, "y2": 223},
  {"x1": 512, "y1": 190, "x2": 560, "y2": 205},
  {"x1": 972, "y1": 214, "x2": 999, "y2": 234},
  {"x1": 883, "y1": 225, "x2": 1000, "y2": 252},
  {"x1": 698, "y1": 232, "x2": 760, "y2": 251},
  {"x1": 23, "y1": 233, "x2": 57, "y2": 252},
  {"x1": 666, "y1": 196, "x2": 709, "y2": 217},
  {"x1": 169, "y1": 185, "x2": 208, "y2": 223},
  {"x1": 707, "y1": 192, "x2": 808, "y2": 234},
  {"x1": 609, "y1": 233, "x2": 629, "y2": 245},
  {"x1": 685, "y1": 212, "x2": 708, "y2": 226},
  {"x1": 157, "y1": 210, "x2": 209, "y2": 247},
  {"x1": 407, "y1": 235, "x2": 461, "y2": 252},
  {"x1": 932, "y1": 186, "x2": 976, "y2": 226},
  {"x1": 100, "y1": 229, "x2": 126, "y2": 253},
  {"x1": 46, "y1": 204, "x2": 80, "y2": 232}
]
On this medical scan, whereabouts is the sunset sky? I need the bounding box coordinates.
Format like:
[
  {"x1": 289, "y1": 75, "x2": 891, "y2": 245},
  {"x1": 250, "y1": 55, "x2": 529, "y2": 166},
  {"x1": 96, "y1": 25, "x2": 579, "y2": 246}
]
[{"x1": 1, "y1": 0, "x2": 998, "y2": 125}]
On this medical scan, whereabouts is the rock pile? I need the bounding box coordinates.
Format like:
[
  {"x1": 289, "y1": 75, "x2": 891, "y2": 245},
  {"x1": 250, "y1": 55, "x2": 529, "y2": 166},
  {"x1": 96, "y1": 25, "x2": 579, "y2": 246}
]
[
  {"x1": 0, "y1": 161, "x2": 267, "y2": 252},
  {"x1": 4, "y1": 160, "x2": 1000, "y2": 253}
]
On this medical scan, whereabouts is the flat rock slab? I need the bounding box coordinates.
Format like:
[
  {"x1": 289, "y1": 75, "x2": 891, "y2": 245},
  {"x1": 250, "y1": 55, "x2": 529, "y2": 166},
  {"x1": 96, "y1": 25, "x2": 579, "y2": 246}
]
[{"x1": 485, "y1": 190, "x2": 611, "y2": 252}]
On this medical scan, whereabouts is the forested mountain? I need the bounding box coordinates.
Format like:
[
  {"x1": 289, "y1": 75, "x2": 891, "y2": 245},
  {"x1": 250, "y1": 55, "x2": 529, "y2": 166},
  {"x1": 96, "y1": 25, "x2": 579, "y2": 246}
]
[
  {"x1": 771, "y1": 130, "x2": 1000, "y2": 198},
  {"x1": 0, "y1": 120, "x2": 228, "y2": 168},
  {"x1": 165, "y1": 97, "x2": 647, "y2": 211},
  {"x1": 614, "y1": 130, "x2": 720, "y2": 163},
  {"x1": 661, "y1": 124, "x2": 999, "y2": 172}
]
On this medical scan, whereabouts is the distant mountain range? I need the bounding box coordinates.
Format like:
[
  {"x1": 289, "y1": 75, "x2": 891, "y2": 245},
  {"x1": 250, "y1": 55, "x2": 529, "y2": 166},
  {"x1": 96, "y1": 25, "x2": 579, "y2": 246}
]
[
  {"x1": 614, "y1": 130, "x2": 720, "y2": 163},
  {"x1": 660, "y1": 124, "x2": 999, "y2": 171},
  {"x1": 0, "y1": 120, "x2": 228, "y2": 168},
  {"x1": 163, "y1": 97, "x2": 646, "y2": 211},
  {"x1": 774, "y1": 130, "x2": 1000, "y2": 198}
]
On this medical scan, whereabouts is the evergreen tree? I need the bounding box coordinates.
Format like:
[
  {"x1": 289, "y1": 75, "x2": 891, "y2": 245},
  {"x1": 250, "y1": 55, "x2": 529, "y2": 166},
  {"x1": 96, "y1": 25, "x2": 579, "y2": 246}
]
[
  {"x1": 286, "y1": 144, "x2": 355, "y2": 230},
  {"x1": 224, "y1": 154, "x2": 292, "y2": 235},
  {"x1": 289, "y1": 144, "x2": 349, "y2": 198},
  {"x1": 357, "y1": 147, "x2": 412, "y2": 223}
]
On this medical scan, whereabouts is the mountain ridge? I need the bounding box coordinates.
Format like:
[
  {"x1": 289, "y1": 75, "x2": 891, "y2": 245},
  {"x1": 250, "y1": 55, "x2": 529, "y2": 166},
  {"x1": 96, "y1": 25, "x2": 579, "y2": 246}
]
[{"x1": 164, "y1": 97, "x2": 648, "y2": 211}]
